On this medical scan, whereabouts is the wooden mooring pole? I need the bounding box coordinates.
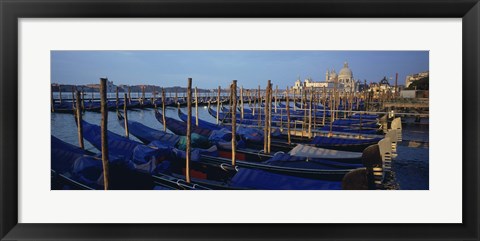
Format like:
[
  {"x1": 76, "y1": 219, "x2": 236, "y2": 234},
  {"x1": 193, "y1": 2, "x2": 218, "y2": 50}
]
[
  {"x1": 267, "y1": 81, "x2": 272, "y2": 154},
  {"x1": 123, "y1": 93, "x2": 129, "y2": 138},
  {"x1": 356, "y1": 92, "x2": 360, "y2": 111},
  {"x1": 81, "y1": 91, "x2": 85, "y2": 113},
  {"x1": 274, "y1": 85, "x2": 278, "y2": 113},
  {"x1": 153, "y1": 87, "x2": 157, "y2": 109},
  {"x1": 293, "y1": 89, "x2": 296, "y2": 111},
  {"x1": 195, "y1": 87, "x2": 199, "y2": 126},
  {"x1": 141, "y1": 86, "x2": 146, "y2": 106},
  {"x1": 257, "y1": 86, "x2": 261, "y2": 127},
  {"x1": 115, "y1": 86, "x2": 119, "y2": 110},
  {"x1": 349, "y1": 91, "x2": 353, "y2": 117},
  {"x1": 75, "y1": 90, "x2": 84, "y2": 149},
  {"x1": 185, "y1": 78, "x2": 192, "y2": 183},
  {"x1": 231, "y1": 80, "x2": 237, "y2": 166},
  {"x1": 51, "y1": 85, "x2": 55, "y2": 113},
  {"x1": 59, "y1": 85, "x2": 62, "y2": 104},
  {"x1": 308, "y1": 87, "x2": 313, "y2": 138},
  {"x1": 252, "y1": 88, "x2": 256, "y2": 116},
  {"x1": 286, "y1": 86, "x2": 291, "y2": 145},
  {"x1": 329, "y1": 90, "x2": 334, "y2": 137},
  {"x1": 313, "y1": 89, "x2": 317, "y2": 131},
  {"x1": 216, "y1": 86, "x2": 221, "y2": 124},
  {"x1": 240, "y1": 86, "x2": 244, "y2": 120},
  {"x1": 128, "y1": 87, "x2": 132, "y2": 104},
  {"x1": 175, "y1": 89, "x2": 178, "y2": 104},
  {"x1": 71, "y1": 87, "x2": 75, "y2": 110},
  {"x1": 322, "y1": 86, "x2": 326, "y2": 126},
  {"x1": 263, "y1": 83, "x2": 269, "y2": 153},
  {"x1": 99, "y1": 78, "x2": 110, "y2": 190},
  {"x1": 162, "y1": 88, "x2": 167, "y2": 132}
]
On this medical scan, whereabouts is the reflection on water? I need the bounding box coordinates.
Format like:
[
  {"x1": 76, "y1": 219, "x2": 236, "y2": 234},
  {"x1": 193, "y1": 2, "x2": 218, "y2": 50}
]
[{"x1": 393, "y1": 145, "x2": 429, "y2": 190}]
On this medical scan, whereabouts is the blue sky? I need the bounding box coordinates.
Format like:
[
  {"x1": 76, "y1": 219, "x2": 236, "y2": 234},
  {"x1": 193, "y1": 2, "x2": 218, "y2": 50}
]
[{"x1": 51, "y1": 51, "x2": 428, "y2": 88}]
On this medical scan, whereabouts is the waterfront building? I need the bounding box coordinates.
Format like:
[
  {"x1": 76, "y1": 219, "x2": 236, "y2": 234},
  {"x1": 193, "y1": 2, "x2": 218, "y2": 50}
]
[
  {"x1": 405, "y1": 71, "x2": 429, "y2": 88},
  {"x1": 292, "y1": 61, "x2": 358, "y2": 92},
  {"x1": 86, "y1": 80, "x2": 116, "y2": 92},
  {"x1": 368, "y1": 76, "x2": 397, "y2": 98}
]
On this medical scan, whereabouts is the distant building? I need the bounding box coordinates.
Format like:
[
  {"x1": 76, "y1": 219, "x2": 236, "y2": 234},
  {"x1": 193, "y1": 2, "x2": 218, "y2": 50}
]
[
  {"x1": 405, "y1": 71, "x2": 429, "y2": 88},
  {"x1": 86, "y1": 80, "x2": 116, "y2": 92},
  {"x1": 378, "y1": 76, "x2": 392, "y2": 91},
  {"x1": 356, "y1": 80, "x2": 369, "y2": 92},
  {"x1": 293, "y1": 77, "x2": 331, "y2": 90},
  {"x1": 368, "y1": 76, "x2": 396, "y2": 97},
  {"x1": 292, "y1": 61, "x2": 358, "y2": 92}
]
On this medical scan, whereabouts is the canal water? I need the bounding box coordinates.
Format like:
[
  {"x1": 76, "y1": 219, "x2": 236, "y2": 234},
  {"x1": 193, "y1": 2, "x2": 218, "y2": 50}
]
[{"x1": 51, "y1": 106, "x2": 429, "y2": 190}]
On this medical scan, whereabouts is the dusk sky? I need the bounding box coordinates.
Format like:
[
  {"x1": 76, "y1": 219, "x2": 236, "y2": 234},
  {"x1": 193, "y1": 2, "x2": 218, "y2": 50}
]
[{"x1": 51, "y1": 51, "x2": 428, "y2": 88}]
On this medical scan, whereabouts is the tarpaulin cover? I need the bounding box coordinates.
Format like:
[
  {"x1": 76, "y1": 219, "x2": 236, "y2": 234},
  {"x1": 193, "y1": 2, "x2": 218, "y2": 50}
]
[
  {"x1": 83, "y1": 120, "x2": 171, "y2": 165},
  {"x1": 230, "y1": 168, "x2": 342, "y2": 190},
  {"x1": 236, "y1": 126, "x2": 263, "y2": 143},
  {"x1": 71, "y1": 156, "x2": 104, "y2": 188},
  {"x1": 208, "y1": 107, "x2": 261, "y2": 125},
  {"x1": 310, "y1": 135, "x2": 382, "y2": 146},
  {"x1": 332, "y1": 119, "x2": 379, "y2": 127},
  {"x1": 155, "y1": 110, "x2": 213, "y2": 137},
  {"x1": 82, "y1": 120, "x2": 140, "y2": 161},
  {"x1": 320, "y1": 125, "x2": 379, "y2": 135},
  {"x1": 119, "y1": 117, "x2": 180, "y2": 146},
  {"x1": 208, "y1": 128, "x2": 232, "y2": 143},
  {"x1": 215, "y1": 139, "x2": 246, "y2": 150},
  {"x1": 289, "y1": 144, "x2": 362, "y2": 160},
  {"x1": 51, "y1": 135, "x2": 88, "y2": 173},
  {"x1": 132, "y1": 144, "x2": 165, "y2": 165},
  {"x1": 178, "y1": 110, "x2": 229, "y2": 131},
  {"x1": 349, "y1": 113, "x2": 378, "y2": 119},
  {"x1": 176, "y1": 133, "x2": 210, "y2": 149},
  {"x1": 263, "y1": 153, "x2": 362, "y2": 170}
]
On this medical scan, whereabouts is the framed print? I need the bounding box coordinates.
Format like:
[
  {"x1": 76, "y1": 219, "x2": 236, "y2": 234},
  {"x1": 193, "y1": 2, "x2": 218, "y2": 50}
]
[{"x1": 1, "y1": 0, "x2": 479, "y2": 240}]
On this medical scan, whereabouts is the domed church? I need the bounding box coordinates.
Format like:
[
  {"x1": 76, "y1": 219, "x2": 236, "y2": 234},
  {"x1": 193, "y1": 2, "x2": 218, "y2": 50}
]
[
  {"x1": 325, "y1": 61, "x2": 356, "y2": 91},
  {"x1": 293, "y1": 61, "x2": 358, "y2": 92}
]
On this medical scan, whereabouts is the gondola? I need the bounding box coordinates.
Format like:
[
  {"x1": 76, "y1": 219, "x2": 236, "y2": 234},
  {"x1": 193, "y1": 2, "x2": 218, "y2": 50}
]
[
  {"x1": 219, "y1": 106, "x2": 290, "y2": 123},
  {"x1": 208, "y1": 107, "x2": 261, "y2": 126},
  {"x1": 53, "y1": 100, "x2": 135, "y2": 113},
  {"x1": 155, "y1": 109, "x2": 213, "y2": 137},
  {"x1": 177, "y1": 108, "x2": 230, "y2": 131},
  {"x1": 211, "y1": 106, "x2": 380, "y2": 134},
  {"x1": 120, "y1": 113, "x2": 378, "y2": 178},
  {"x1": 184, "y1": 107, "x2": 384, "y2": 153},
  {"x1": 82, "y1": 118, "x2": 377, "y2": 187},
  {"x1": 157, "y1": 109, "x2": 286, "y2": 154},
  {"x1": 222, "y1": 105, "x2": 378, "y2": 127},
  {"x1": 51, "y1": 135, "x2": 189, "y2": 190},
  {"x1": 319, "y1": 125, "x2": 381, "y2": 135},
  {"x1": 79, "y1": 120, "x2": 247, "y2": 189},
  {"x1": 120, "y1": 110, "x2": 386, "y2": 168}
]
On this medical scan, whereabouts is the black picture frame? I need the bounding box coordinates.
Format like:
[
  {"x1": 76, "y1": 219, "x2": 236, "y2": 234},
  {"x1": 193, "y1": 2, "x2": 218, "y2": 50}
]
[{"x1": 1, "y1": 0, "x2": 478, "y2": 240}]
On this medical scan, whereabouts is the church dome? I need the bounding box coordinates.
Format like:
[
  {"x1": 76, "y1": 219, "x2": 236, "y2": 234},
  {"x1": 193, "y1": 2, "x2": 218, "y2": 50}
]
[
  {"x1": 339, "y1": 62, "x2": 353, "y2": 77},
  {"x1": 379, "y1": 76, "x2": 390, "y2": 85}
]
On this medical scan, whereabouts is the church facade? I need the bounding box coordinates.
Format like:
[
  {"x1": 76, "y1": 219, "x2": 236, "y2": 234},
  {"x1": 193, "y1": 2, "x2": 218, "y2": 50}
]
[{"x1": 293, "y1": 62, "x2": 358, "y2": 92}]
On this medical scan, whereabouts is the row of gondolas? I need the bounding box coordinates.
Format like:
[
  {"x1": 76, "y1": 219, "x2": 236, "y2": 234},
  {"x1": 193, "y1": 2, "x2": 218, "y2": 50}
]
[
  {"x1": 51, "y1": 95, "x2": 371, "y2": 113},
  {"x1": 52, "y1": 102, "x2": 402, "y2": 190},
  {"x1": 52, "y1": 96, "x2": 214, "y2": 113}
]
